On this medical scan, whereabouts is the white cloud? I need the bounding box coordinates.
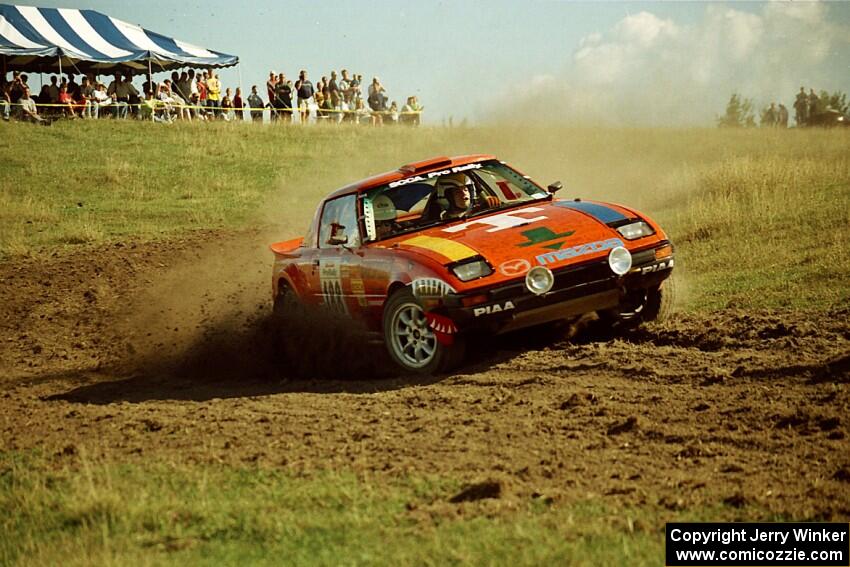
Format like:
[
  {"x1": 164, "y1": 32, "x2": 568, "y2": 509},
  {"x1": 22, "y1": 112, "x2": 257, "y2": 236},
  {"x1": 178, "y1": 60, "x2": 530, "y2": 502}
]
[{"x1": 491, "y1": 2, "x2": 850, "y2": 125}]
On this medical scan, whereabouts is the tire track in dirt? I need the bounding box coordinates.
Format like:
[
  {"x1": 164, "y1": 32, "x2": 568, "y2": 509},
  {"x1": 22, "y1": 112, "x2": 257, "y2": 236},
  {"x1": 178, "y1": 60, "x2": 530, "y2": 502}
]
[{"x1": 1, "y1": 232, "x2": 848, "y2": 520}]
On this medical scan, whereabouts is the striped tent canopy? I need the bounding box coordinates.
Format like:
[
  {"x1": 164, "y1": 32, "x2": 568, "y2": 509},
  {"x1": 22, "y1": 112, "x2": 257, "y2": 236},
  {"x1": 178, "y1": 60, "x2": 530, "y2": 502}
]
[{"x1": 0, "y1": 3, "x2": 238, "y2": 75}]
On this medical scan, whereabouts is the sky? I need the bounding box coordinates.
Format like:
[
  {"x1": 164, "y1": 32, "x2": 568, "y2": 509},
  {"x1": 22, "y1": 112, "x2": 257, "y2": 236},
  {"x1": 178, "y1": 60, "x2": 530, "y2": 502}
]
[{"x1": 26, "y1": 0, "x2": 850, "y2": 125}]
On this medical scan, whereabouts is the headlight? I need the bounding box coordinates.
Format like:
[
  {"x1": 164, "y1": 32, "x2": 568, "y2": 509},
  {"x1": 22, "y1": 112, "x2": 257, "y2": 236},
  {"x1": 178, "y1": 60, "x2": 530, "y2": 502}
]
[
  {"x1": 525, "y1": 266, "x2": 554, "y2": 295},
  {"x1": 608, "y1": 246, "x2": 632, "y2": 276},
  {"x1": 617, "y1": 221, "x2": 654, "y2": 240},
  {"x1": 451, "y1": 258, "x2": 493, "y2": 281}
]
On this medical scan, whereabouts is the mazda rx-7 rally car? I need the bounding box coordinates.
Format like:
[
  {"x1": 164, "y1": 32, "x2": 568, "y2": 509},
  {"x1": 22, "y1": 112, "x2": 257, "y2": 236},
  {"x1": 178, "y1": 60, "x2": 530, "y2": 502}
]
[{"x1": 270, "y1": 155, "x2": 675, "y2": 373}]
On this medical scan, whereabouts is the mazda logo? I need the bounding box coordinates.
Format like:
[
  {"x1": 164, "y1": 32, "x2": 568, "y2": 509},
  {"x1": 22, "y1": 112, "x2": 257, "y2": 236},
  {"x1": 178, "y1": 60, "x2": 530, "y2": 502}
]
[{"x1": 499, "y1": 258, "x2": 531, "y2": 277}]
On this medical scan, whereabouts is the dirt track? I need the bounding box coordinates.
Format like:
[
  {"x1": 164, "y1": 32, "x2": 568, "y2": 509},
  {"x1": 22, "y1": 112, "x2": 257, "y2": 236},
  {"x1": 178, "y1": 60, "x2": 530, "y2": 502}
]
[{"x1": 1, "y1": 231, "x2": 849, "y2": 520}]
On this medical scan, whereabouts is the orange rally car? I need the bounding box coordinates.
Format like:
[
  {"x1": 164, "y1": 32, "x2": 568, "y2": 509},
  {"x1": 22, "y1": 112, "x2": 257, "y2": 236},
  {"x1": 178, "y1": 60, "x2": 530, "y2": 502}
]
[{"x1": 270, "y1": 155, "x2": 675, "y2": 374}]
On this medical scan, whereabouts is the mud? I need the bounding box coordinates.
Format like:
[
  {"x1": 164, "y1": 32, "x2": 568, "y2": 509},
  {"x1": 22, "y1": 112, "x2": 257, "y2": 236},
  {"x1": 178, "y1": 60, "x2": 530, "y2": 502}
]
[{"x1": 1, "y1": 231, "x2": 848, "y2": 520}]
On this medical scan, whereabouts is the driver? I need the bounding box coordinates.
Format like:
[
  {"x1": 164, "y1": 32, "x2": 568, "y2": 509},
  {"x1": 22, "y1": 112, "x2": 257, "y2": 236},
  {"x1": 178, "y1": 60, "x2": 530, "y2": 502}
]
[{"x1": 438, "y1": 173, "x2": 500, "y2": 220}]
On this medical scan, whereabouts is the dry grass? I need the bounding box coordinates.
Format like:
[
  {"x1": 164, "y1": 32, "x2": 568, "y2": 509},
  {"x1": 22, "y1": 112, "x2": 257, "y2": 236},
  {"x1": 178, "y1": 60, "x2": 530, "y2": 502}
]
[{"x1": 1, "y1": 121, "x2": 848, "y2": 311}]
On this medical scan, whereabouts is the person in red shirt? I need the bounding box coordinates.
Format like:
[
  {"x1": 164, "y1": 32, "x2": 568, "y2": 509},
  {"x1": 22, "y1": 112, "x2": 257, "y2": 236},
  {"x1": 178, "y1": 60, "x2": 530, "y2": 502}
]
[
  {"x1": 57, "y1": 85, "x2": 78, "y2": 118},
  {"x1": 196, "y1": 74, "x2": 208, "y2": 119},
  {"x1": 233, "y1": 87, "x2": 244, "y2": 121}
]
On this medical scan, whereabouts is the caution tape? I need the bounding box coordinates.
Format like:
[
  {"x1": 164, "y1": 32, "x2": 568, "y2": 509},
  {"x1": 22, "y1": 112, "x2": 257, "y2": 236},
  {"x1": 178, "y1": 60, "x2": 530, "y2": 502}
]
[{"x1": 4, "y1": 99, "x2": 423, "y2": 116}]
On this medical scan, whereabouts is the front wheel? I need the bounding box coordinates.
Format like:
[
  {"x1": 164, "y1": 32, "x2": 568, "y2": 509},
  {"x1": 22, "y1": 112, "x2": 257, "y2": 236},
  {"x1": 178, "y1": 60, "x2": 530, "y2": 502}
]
[
  {"x1": 602, "y1": 278, "x2": 676, "y2": 328},
  {"x1": 382, "y1": 288, "x2": 464, "y2": 374}
]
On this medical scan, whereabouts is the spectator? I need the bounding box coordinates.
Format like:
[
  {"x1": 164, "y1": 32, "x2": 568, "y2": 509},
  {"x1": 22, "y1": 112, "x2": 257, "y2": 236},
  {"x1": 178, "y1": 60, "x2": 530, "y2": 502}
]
[
  {"x1": 1, "y1": 82, "x2": 10, "y2": 121},
  {"x1": 266, "y1": 71, "x2": 277, "y2": 109},
  {"x1": 295, "y1": 69, "x2": 314, "y2": 124},
  {"x1": 808, "y1": 88, "x2": 819, "y2": 119},
  {"x1": 354, "y1": 98, "x2": 370, "y2": 124},
  {"x1": 247, "y1": 85, "x2": 264, "y2": 122},
  {"x1": 187, "y1": 69, "x2": 199, "y2": 118},
  {"x1": 80, "y1": 76, "x2": 95, "y2": 119},
  {"x1": 387, "y1": 101, "x2": 399, "y2": 124},
  {"x1": 778, "y1": 103, "x2": 789, "y2": 128},
  {"x1": 197, "y1": 73, "x2": 208, "y2": 119},
  {"x1": 107, "y1": 73, "x2": 128, "y2": 118},
  {"x1": 274, "y1": 74, "x2": 293, "y2": 123},
  {"x1": 92, "y1": 82, "x2": 111, "y2": 119},
  {"x1": 141, "y1": 74, "x2": 156, "y2": 97},
  {"x1": 352, "y1": 74, "x2": 363, "y2": 101},
  {"x1": 46, "y1": 75, "x2": 60, "y2": 103},
  {"x1": 57, "y1": 84, "x2": 78, "y2": 118},
  {"x1": 367, "y1": 77, "x2": 386, "y2": 125},
  {"x1": 207, "y1": 72, "x2": 221, "y2": 117},
  {"x1": 340, "y1": 69, "x2": 352, "y2": 106},
  {"x1": 124, "y1": 73, "x2": 140, "y2": 117},
  {"x1": 17, "y1": 86, "x2": 47, "y2": 124},
  {"x1": 221, "y1": 87, "x2": 234, "y2": 121},
  {"x1": 315, "y1": 87, "x2": 326, "y2": 120},
  {"x1": 329, "y1": 70, "x2": 341, "y2": 122},
  {"x1": 233, "y1": 87, "x2": 244, "y2": 121},
  {"x1": 174, "y1": 71, "x2": 190, "y2": 103},
  {"x1": 10, "y1": 72, "x2": 26, "y2": 104},
  {"x1": 140, "y1": 89, "x2": 160, "y2": 122},
  {"x1": 794, "y1": 87, "x2": 808, "y2": 126},
  {"x1": 36, "y1": 85, "x2": 51, "y2": 106},
  {"x1": 66, "y1": 74, "x2": 80, "y2": 99}
]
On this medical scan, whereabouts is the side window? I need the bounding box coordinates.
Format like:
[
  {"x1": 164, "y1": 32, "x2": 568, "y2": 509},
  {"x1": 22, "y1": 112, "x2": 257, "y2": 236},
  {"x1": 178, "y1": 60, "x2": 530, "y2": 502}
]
[{"x1": 319, "y1": 195, "x2": 361, "y2": 249}]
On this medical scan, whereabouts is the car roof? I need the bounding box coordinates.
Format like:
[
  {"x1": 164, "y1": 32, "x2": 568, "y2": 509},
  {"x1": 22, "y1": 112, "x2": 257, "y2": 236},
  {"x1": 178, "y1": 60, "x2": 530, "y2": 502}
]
[{"x1": 324, "y1": 154, "x2": 496, "y2": 201}]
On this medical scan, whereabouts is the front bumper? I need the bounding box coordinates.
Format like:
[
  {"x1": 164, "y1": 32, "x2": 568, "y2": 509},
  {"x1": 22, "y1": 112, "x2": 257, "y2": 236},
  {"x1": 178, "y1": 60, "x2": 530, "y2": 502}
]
[{"x1": 434, "y1": 243, "x2": 674, "y2": 334}]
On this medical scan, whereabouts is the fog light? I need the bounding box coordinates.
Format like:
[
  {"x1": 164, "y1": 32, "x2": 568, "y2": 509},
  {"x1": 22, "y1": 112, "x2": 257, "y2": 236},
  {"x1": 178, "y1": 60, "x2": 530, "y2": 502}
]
[
  {"x1": 608, "y1": 246, "x2": 632, "y2": 276},
  {"x1": 525, "y1": 266, "x2": 554, "y2": 295}
]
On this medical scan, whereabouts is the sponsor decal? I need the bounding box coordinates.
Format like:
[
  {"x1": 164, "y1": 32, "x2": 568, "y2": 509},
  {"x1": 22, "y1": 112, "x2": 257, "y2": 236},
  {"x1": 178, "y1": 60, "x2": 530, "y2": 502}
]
[
  {"x1": 388, "y1": 163, "x2": 482, "y2": 188},
  {"x1": 399, "y1": 235, "x2": 477, "y2": 263},
  {"x1": 516, "y1": 226, "x2": 575, "y2": 250},
  {"x1": 319, "y1": 260, "x2": 348, "y2": 314},
  {"x1": 637, "y1": 258, "x2": 674, "y2": 274},
  {"x1": 442, "y1": 206, "x2": 547, "y2": 234},
  {"x1": 498, "y1": 258, "x2": 531, "y2": 277},
  {"x1": 536, "y1": 238, "x2": 624, "y2": 266},
  {"x1": 473, "y1": 301, "x2": 515, "y2": 317}
]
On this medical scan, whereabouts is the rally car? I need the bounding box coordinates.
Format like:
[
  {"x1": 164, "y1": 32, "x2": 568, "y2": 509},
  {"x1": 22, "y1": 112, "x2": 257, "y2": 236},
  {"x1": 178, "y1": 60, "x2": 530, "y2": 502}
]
[{"x1": 270, "y1": 155, "x2": 675, "y2": 374}]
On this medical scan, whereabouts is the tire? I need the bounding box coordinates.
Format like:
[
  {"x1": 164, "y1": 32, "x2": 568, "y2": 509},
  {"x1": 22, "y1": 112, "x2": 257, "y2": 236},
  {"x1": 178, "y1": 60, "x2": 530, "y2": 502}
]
[
  {"x1": 382, "y1": 287, "x2": 464, "y2": 374},
  {"x1": 602, "y1": 276, "x2": 676, "y2": 328},
  {"x1": 641, "y1": 277, "x2": 675, "y2": 323},
  {"x1": 273, "y1": 281, "x2": 303, "y2": 323}
]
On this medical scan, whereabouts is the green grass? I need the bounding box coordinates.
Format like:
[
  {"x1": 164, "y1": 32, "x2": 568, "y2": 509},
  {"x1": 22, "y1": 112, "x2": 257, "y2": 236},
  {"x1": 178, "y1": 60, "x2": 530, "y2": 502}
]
[
  {"x1": 2, "y1": 121, "x2": 848, "y2": 310},
  {"x1": 2, "y1": 124, "x2": 848, "y2": 564},
  {"x1": 1, "y1": 451, "x2": 757, "y2": 567}
]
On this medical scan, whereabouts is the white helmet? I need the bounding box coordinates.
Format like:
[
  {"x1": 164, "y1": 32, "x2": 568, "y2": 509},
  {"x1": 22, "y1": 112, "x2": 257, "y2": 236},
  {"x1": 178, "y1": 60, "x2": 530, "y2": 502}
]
[{"x1": 372, "y1": 194, "x2": 396, "y2": 221}]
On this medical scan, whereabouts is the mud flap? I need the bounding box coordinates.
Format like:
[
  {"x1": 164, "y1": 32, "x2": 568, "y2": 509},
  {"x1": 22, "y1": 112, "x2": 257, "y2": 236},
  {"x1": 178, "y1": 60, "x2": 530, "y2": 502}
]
[{"x1": 426, "y1": 312, "x2": 458, "y2": 345}]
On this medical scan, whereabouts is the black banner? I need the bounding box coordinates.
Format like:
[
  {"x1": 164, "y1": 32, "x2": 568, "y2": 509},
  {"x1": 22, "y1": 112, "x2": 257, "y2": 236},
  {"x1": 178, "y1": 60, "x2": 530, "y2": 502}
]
[{"x1": 666, "y1": 523, "x2": 849, "y2": 566}]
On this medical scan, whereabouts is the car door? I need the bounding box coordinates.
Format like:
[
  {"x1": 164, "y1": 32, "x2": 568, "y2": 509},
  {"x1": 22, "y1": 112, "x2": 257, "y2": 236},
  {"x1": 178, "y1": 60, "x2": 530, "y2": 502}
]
[{"x1": 314, "y1": 194, "x2": 364, "y2": 316}]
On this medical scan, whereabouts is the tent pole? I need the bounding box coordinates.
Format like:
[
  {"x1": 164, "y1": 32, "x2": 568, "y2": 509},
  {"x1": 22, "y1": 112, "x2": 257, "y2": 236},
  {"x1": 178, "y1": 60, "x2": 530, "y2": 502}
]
[
  {"x1": 237, "y1": 64, "x2": 243, "y2": 119},
  {"x1": 58, "y1": 53, "x2": 62, "y2": 78},
  {"x1": 147, "y1": 57, "x2": 152, "y2": 94}
]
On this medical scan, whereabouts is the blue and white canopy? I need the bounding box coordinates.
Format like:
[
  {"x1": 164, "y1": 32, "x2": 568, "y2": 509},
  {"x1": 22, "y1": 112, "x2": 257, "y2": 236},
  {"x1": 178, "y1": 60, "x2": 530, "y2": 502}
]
[{"x1": 0, "y1": 4, "x2": 238, "y2": 74}]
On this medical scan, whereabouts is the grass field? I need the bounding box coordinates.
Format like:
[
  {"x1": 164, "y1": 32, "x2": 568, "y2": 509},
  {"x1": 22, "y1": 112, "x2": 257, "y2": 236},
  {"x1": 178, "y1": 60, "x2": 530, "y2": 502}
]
[
  {"x1": 2, "y1": 121, "x2": 848, "y2": 310},
  {"x1": 1, "y1": 121, "x2": 849, "y2": 565}
]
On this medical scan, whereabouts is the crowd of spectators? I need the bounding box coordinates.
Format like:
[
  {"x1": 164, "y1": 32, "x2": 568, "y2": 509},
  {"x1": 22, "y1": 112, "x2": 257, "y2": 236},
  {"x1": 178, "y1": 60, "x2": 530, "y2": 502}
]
[{"x1": 1, "y1": 68, "x2": 423, "y2": 126}]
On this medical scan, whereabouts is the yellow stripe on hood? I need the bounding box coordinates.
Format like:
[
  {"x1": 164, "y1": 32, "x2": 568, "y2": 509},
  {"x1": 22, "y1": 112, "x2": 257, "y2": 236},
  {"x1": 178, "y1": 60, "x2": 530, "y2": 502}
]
[{"x1": 400, "y1": 235, "x2": 478, "y2": 263}]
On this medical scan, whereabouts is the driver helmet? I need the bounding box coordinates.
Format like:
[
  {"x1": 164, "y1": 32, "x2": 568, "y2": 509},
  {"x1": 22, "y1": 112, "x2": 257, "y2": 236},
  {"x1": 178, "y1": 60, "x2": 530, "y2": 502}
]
[
  {"x1": 372, "y1": 194, "x2": 396, "y2": 221},
  {"x1": 436, "y1": 173, "x2": 469, "y2": 196}
]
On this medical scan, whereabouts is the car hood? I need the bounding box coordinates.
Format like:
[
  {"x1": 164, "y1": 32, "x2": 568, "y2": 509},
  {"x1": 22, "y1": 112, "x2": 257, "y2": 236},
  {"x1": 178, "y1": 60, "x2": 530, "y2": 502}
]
[{"x1": 376, "y1": 199, "x2": 645, "y2": 284}]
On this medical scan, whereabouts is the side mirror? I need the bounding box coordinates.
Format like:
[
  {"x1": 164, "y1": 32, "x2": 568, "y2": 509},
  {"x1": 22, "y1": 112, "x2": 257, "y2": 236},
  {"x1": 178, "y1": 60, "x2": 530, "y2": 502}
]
[
  {"x1": 327, "y1": 223, "x2": 349, "y2": 246},
  {"x1": 547, "y1": 181, "x2": 563, "y2": 194}
]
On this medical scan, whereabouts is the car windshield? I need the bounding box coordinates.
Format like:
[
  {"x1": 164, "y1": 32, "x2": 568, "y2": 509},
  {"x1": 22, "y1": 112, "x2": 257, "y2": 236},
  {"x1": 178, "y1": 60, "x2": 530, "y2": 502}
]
[{"x1": 362, "y1": 160, "x2": 548, "y2": 242}]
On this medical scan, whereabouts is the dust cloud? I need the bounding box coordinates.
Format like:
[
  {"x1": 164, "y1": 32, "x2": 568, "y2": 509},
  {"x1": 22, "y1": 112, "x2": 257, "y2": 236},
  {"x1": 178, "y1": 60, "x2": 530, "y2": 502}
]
[{"x1": 486, "y1": 3, "x2": 850, "y2": 127}]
